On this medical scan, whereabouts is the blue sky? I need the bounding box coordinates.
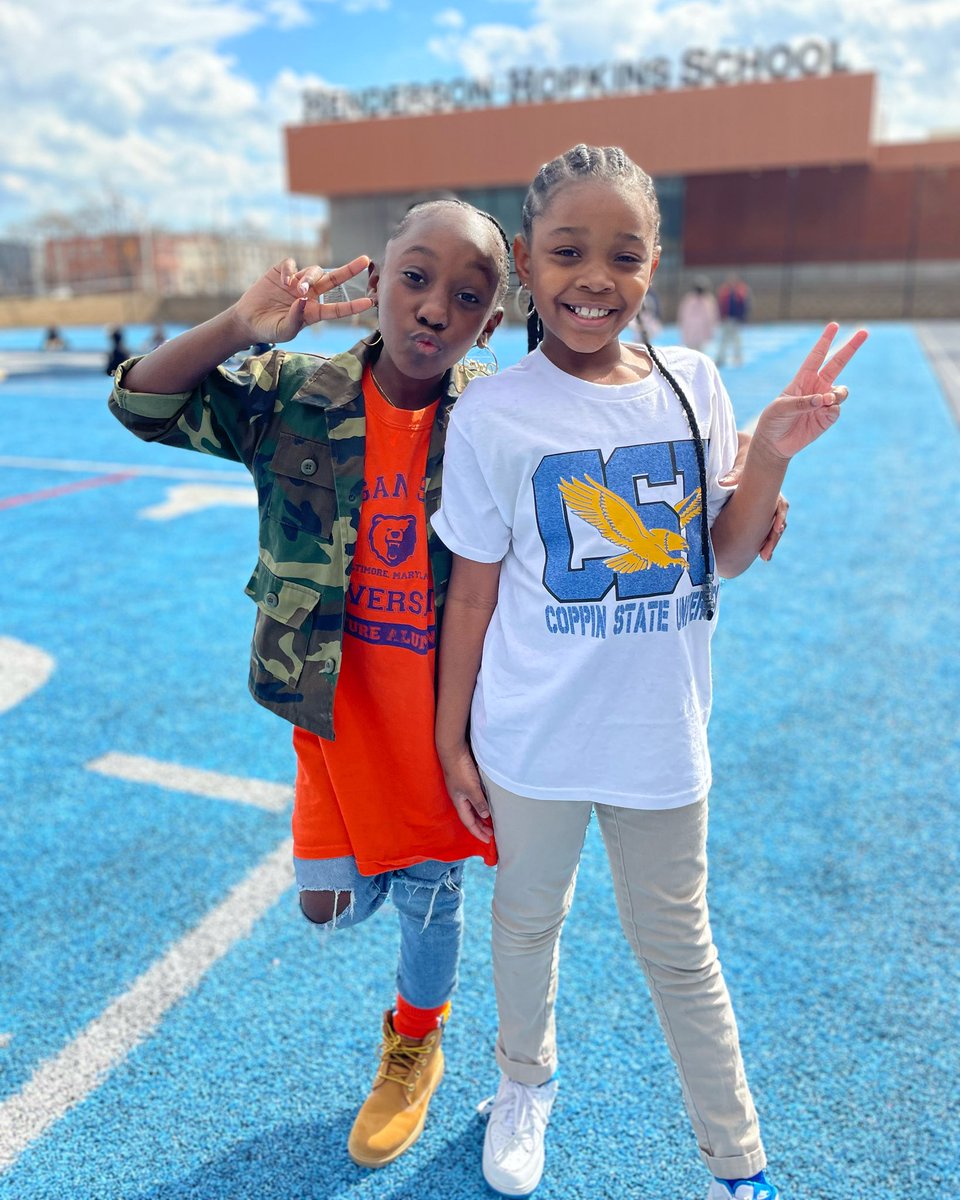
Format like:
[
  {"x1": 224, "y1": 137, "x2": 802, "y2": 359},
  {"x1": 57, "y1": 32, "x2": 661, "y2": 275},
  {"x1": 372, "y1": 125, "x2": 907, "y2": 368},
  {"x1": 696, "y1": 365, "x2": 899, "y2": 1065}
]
[{"x1": 1, "y1": 0, "x2": 958, "y2": 245}]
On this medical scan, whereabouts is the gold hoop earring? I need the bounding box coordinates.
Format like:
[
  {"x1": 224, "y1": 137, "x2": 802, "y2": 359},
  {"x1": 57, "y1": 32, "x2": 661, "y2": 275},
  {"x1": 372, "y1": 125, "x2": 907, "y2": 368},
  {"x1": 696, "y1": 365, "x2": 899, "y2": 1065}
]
[
  {"x1": 366, "y1": 329, "x2": 382, "y2": 349},
  {"x1": 459, "y1": 339, "x2": 499, "y2": 376}
]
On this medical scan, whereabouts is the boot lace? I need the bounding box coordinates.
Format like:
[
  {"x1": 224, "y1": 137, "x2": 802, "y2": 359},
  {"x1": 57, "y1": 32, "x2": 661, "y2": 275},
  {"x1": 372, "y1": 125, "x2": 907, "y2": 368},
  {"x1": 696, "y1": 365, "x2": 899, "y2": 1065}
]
[{"x1": 376, "y1": 1026, "x2": 436, "y2": 1094}]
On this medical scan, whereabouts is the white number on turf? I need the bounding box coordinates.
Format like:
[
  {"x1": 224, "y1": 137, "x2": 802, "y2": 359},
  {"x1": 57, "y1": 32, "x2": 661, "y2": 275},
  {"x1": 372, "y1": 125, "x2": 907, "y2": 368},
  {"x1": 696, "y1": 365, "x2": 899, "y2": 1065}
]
[
  {"x1": 138, "y1": 483, "x2": 256, "y2": 521},
  {"x1": 0, "y1": 636, "x2": 54, "y2": 715}
]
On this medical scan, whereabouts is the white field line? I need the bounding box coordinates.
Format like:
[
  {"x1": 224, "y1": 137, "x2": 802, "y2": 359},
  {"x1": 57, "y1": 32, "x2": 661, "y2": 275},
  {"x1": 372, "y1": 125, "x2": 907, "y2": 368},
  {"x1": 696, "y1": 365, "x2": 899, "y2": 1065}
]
[
  {"x1": 0, "y1": 837, "x2": 294, "y2": 1173},
  {"x1": 0, "y1": 637, "x2": 55, "y2": 716},
  {"x1": 0, "y1": 454, "x2": 252, "y2": 485},
  {"x1": 916, "y1": 327, "x2": 960, "y2": 424},
  {"x1": 86, "y1": 752, "x2": 293, "y2": 813}
]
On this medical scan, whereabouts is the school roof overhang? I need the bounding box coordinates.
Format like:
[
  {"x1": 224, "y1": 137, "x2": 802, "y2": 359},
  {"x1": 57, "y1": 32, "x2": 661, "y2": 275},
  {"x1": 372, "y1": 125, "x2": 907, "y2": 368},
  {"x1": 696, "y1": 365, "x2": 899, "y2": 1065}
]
[{"x1": 285, "y1": 72, "x2": 878, "y2": 199}]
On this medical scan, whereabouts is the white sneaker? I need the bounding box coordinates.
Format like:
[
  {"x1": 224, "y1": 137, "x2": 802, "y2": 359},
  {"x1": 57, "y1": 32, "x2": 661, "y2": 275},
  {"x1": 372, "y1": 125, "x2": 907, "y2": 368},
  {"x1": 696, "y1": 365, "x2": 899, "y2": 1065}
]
[
  {"x1": 707, "y1": 1173, "x2": 779, "y2": 1199},
  {"x1": 479, "y1": 1074, "x2": 558, "y2": 1197}
]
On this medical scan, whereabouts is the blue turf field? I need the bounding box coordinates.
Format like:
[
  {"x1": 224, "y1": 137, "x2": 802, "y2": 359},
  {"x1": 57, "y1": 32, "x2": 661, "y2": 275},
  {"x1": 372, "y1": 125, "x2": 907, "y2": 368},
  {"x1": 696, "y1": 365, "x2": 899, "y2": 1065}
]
[{"x1": 0, "y1": 322, "x2": 957, "y2": 1199}]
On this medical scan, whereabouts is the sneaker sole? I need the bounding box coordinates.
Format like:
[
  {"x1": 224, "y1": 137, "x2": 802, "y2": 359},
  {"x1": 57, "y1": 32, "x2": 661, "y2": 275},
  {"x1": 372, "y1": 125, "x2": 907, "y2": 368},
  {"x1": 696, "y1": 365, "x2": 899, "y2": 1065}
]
[
  {"x1": 482, "y1": 1143, "x2": 544, "y2": 1197},
  {"x1": 347, "y1": 1060, "x2": 445, "y2": 1168}
]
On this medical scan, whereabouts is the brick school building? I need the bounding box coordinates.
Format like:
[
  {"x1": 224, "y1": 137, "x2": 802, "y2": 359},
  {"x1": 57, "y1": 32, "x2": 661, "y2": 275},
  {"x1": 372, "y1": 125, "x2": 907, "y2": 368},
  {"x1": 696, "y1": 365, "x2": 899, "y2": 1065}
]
[{"x1": 285, "y1": 53, "x2": 959, "y2": 321}]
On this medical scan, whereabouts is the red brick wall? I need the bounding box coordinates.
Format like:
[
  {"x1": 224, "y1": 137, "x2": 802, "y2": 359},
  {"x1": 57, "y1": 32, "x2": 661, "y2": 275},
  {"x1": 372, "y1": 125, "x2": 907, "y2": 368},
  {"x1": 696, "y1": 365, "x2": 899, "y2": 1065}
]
[{"x1": 684, "y1": 164, "x2": 960, "y2": 265}]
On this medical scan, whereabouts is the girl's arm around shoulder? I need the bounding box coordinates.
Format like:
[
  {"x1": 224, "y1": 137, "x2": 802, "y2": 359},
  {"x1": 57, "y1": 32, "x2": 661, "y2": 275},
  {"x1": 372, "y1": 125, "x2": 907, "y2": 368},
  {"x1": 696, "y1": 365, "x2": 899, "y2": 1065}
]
[
  {"x1": 710, "y1": 435, "x2": 791, "y2": 578},
  {"x1": 435, "y1": 554, "x2": 502, "y2": 843},
  {"x1": 711, "y1": 322, "x2": 867, "y2": 578}
]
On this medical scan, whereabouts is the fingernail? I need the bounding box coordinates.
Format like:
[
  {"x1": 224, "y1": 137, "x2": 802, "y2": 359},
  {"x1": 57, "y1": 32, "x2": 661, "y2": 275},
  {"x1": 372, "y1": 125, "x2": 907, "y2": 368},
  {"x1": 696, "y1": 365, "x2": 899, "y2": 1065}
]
[{"x1": 298, "y1": 280, "x2": 309, "y2": 294}]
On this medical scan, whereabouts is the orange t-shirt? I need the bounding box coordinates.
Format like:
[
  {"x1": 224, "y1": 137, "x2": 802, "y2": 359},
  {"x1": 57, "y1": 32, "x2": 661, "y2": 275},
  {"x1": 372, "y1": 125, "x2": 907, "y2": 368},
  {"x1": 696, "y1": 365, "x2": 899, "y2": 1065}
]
[{"x1": 292, "y1": 367, "x2": 497, "y2": 875}]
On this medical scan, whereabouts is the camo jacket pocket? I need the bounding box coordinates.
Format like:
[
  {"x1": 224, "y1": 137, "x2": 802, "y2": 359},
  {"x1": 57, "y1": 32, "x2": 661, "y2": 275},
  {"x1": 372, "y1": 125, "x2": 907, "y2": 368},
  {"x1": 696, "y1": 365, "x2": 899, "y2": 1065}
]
[
  {"x1": 264, "y1": 432, "x2": 338, "y2": 546},
  {"x1": 244, "y1": 560, "x2": 322, "y2": 688}
]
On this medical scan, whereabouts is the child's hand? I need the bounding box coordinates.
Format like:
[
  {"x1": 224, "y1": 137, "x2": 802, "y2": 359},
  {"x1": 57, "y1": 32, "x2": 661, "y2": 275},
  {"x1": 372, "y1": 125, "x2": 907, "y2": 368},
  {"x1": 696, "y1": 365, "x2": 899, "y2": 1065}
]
[
  {"x1": 234, "y1": 257, "x2": 374, "y2": 345},
  {"x1": 755, "y1": 322, "x2": 868, "y2": 461},
  {"x1": 439, "y1": 743, "x2": 494, "y2": 843}
]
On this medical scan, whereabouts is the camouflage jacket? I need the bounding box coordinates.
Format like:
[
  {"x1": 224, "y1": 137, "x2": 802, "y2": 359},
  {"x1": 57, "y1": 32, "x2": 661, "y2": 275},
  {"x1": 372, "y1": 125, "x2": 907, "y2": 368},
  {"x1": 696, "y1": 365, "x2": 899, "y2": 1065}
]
[{"x1": 109, "y1": 337, "x2": 468, "y2": 740}]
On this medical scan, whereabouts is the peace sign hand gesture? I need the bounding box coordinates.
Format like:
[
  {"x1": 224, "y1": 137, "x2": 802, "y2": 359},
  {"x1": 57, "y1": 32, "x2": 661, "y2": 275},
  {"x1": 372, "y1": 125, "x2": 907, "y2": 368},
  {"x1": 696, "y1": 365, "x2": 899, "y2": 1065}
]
[
  {"x1": 756, "y1": 323, "x2": 868, "y2": 461},
  {"x1": 234, "y1": 256, "x2": 375, "y2": 345}
]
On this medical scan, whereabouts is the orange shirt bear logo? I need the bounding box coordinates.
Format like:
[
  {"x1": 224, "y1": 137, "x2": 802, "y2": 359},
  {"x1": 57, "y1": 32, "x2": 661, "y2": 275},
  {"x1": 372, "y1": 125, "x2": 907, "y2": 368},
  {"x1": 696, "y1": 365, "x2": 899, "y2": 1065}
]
[{"x1": 368, "y1": 514, "x2": 417, "y2": 567}]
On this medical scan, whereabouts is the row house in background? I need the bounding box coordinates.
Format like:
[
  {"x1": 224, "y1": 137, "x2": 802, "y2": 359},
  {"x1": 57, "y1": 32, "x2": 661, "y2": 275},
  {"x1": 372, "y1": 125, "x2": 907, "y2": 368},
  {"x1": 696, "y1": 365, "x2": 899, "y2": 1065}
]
[
  {"x1": 0, "y1": 239, "x2": 39, "y2": 295},
  {"x1": 34, "y1": 228, "x2": 327, "y2": 299}
]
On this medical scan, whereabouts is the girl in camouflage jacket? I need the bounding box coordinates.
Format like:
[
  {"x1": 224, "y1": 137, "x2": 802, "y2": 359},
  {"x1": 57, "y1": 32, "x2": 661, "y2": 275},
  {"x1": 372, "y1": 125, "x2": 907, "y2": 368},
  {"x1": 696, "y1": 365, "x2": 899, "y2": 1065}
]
[{"x1": 109, "y1": 199, "x2": 510, "y2": 1169}]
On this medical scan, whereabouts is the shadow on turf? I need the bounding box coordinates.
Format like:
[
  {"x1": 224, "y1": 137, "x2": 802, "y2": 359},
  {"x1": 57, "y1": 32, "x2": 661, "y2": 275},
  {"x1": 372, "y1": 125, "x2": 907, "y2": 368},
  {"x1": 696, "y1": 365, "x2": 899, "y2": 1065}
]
[{"x1": 133, "y1": 1109, "x2": 490, "y2": 1200}]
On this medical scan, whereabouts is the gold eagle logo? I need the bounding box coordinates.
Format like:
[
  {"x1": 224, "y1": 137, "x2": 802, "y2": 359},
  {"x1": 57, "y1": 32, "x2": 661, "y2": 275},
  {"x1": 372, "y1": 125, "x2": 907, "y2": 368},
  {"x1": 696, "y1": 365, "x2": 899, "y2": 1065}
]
[{"x1": 557, "y1": 475, "x2": 702, "y2": 574}]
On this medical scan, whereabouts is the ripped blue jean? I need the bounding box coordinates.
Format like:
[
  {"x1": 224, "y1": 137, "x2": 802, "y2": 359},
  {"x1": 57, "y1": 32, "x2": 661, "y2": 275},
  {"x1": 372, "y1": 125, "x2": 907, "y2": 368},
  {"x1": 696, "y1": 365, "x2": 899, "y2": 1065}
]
[{"x1": 294, "y1": 855, "x2": 465, "y2": 1010}]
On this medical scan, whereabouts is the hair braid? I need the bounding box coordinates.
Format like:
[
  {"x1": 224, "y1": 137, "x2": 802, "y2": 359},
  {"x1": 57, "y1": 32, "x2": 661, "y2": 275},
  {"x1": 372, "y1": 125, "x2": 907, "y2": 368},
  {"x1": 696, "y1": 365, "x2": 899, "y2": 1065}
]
[
  {"x1": 645, "y1": 343, "x2": 716, "y2": 620},
  {"x1": 520, "y1": 144, "x2": 660, "y2": 245}
]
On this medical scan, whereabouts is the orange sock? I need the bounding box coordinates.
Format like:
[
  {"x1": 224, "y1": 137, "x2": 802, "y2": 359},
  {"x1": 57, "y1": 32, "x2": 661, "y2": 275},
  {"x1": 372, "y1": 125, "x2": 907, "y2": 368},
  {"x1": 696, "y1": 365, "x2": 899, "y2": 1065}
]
[{"x1": 393, "y1": 994, "x2": 451, "y2": 1040}]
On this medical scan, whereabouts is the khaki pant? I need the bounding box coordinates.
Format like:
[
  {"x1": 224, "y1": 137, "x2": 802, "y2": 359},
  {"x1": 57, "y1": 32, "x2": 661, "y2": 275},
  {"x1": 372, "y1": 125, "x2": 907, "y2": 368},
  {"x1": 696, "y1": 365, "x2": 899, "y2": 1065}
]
[{"x1": 483, "y1": 774, "x2": 766, "y2": 1179}]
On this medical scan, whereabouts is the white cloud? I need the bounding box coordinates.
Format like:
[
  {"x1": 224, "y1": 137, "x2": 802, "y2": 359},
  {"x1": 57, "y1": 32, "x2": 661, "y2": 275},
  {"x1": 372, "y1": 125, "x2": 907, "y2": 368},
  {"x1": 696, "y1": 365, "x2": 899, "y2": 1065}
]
[
  {"x1": 0, "y1": 174, "x2": 30, "y2": 196},
  {"x1": 428, "y1": 22, "x2": 562, "y2": 79},
  {"x1": 316, "y1": 0, "x2": 390, "y2": 10},
  {"x1": 265, "y1": 0, "x2": 313, "y2": 28},
  {"x1": 436, "y1": 8, "x2": 465, "y2": 29},
  {"x1": 0, "y1": 0, "x2": 325, "y2": 238}
]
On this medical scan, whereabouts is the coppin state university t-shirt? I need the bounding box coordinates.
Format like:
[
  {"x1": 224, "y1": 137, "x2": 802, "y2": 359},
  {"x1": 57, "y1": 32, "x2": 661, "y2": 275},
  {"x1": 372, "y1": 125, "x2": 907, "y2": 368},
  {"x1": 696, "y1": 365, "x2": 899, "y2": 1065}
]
[{"x1": 431, "y1": 345, "x2": 739, "y2": 811}]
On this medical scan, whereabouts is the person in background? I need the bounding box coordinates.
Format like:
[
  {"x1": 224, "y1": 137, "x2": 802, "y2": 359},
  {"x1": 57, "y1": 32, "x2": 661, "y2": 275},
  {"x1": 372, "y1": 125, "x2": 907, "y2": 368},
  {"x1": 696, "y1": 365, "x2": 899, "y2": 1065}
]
[
  {"x1": 104, "y1": 326, "x2": 131, "y2": 375},
  {"x1": 678, "y1": 276, "x2": 720, "y2": 353},
  {"x1": 716, "y1": 273, "x2": 752, "y2": 368},
  {"x1": 42, "y1": 325, "x2": 67, "y2": 351}
]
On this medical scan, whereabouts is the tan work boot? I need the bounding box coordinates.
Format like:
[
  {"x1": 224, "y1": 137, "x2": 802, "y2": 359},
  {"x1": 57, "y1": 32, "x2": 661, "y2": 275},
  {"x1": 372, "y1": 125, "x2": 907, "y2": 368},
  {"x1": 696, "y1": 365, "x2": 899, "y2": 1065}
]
[{"x1": 347, "y1": 1008, "x2": 446, "y2": 1167}]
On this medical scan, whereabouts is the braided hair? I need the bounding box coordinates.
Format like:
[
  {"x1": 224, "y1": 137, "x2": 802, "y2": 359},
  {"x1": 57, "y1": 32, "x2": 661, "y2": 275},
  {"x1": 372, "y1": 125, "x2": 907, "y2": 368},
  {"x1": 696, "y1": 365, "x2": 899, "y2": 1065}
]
[
  {"x1": 520, "y1": 144, "x2": 661, "y2": 354},
  {"x1": 521, "y1": 144, "x2": 715, "y2": 619},
  {"x1": 645, "y1": 344, "x2": 716, "y2": 619},
  {"x1": 388, "y1": 197, "x2": 512, "y2": 308}
]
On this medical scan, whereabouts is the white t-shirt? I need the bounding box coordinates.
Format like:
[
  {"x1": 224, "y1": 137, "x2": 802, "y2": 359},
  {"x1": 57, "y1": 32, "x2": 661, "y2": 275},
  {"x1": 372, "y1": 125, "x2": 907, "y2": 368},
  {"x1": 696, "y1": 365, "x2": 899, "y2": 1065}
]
[{"x1": 432, "y1": 345, "x2": 739, "y2": 810}]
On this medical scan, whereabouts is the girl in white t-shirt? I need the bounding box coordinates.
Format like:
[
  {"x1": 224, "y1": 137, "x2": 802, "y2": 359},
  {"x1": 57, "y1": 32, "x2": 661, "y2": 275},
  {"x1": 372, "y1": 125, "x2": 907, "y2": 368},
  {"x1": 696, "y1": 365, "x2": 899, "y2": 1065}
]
[{"x1": 432, "y1": 144, "x2": 866, "y2": 1200}]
